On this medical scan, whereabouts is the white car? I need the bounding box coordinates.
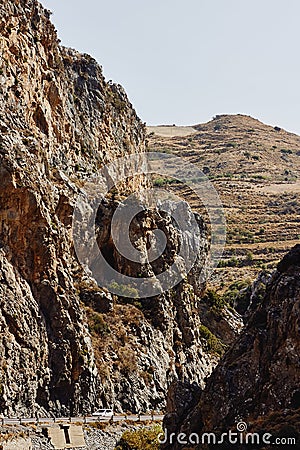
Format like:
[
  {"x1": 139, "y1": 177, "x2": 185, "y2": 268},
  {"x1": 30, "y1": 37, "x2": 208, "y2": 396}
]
[{"x1": 92, "y1": 409, "x2": 113, "y2": 418}]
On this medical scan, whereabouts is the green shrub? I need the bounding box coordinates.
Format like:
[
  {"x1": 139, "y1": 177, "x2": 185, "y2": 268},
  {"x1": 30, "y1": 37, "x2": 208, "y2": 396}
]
[
  {"x1": 253, "y1": 174, "x2": 267, "y2": 180},
  {"x1": 115, "y1": 425, "x2": 163, "y2": 450},
  {"x1": 218, "y1": 256, "x2": 239, "y2": 268},
  {"x1": 246, "y1": 250, "x2": 254, "y2": 262},
  {"x1": 202, "y1": 289, "x2": 227, "y2": 309},
  {"x1": 199, "y1": 325, "x2": 226, "y2": 356},
  {"x1": 153, "y1": 177, "x2": 176, "y2": 187},
  {"x1": 109, "y1": 281, "x2": 139, "y2": 298},
  {"x1": 89, "y1": 313, "x2": 110, "y2": 335},
  {"x1": 222, "y1": 279, "x2": 252, "y2": 309}
]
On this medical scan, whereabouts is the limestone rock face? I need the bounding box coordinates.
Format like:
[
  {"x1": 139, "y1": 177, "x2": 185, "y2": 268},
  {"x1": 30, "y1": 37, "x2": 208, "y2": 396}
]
[
  {"x1": 163, "y1": 245, "x2": 300, "y2": 448},
  {"x1": 0, "y1": 0, "x2": 241, "y2": 415},
  {"x1": 0, "y1": 0, "x2": 145, "y2": 416}
]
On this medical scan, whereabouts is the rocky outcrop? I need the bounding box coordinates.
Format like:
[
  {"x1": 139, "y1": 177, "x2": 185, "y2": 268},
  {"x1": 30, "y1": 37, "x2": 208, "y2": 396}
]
[
  {"x1": 163, "y1": 245, "x2": 300, "y2": 448},
  {"x1": 81, "y1": 199, "x2": 218, "y2": 413},
  {"x1": 0, "y1": 0, "x2": 241, "y2": 416}
]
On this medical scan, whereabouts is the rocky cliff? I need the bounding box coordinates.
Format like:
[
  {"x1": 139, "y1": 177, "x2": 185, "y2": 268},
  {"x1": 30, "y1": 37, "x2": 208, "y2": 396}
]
[
  {"x1": 0, "y1": 0, "x2": 241, "y2": 416},
  {"x1": 163, "y1": 245, "x2": 300, "y2": 448},
  {"x1": 0, "y1": 0, "x2": 148, "y2": 416}
]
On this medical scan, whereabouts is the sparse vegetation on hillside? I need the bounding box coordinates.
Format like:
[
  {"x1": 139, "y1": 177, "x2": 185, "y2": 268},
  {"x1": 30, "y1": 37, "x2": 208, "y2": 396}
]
[{"x1": 147, "y1": 115, "x2": 300, "y2": 290}]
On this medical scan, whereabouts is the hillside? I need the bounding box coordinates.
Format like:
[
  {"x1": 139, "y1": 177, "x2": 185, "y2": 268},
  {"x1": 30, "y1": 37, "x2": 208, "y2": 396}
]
[{"x1": 147, "y1": 115, "x2": 300, "y2": 294}]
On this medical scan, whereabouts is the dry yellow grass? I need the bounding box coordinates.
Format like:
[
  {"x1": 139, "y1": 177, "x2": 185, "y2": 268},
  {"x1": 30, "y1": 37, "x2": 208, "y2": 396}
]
[{"x1": 147, "y1": 114, "x2": 300, "y2": 289}]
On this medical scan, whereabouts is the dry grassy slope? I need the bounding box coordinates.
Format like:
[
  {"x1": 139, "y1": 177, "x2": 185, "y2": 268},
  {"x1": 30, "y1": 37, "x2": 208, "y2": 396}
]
[{"x1": 147, "y1": 114, "x2": 300, "y2": 290}]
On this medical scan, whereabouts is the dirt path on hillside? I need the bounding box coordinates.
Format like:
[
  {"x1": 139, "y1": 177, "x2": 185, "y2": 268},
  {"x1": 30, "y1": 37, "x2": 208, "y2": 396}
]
[
  {"x1": 257, "y1": 182, "x2": 300, "y2": 194},
  {"x1": 147, "y1": 125, "x2": 198, "y2": 137}
]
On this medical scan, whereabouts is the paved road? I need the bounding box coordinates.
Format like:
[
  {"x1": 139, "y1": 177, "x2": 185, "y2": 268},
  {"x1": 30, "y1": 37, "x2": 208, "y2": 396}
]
[{"x1": 1, "y1": 414, "x2": 164, "y2": 426}]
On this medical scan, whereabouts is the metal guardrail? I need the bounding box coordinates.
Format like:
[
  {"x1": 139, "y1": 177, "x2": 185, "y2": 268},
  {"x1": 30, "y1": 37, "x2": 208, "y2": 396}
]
[{"x1": 1, "y1": 414, "x2": 164, "y2": 426}]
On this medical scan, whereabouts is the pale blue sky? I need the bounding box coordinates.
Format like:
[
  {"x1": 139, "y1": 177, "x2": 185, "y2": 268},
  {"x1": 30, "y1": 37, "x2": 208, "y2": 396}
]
[{"x1": 41, "y1": 0, "x2": 300, "y2": 134}]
